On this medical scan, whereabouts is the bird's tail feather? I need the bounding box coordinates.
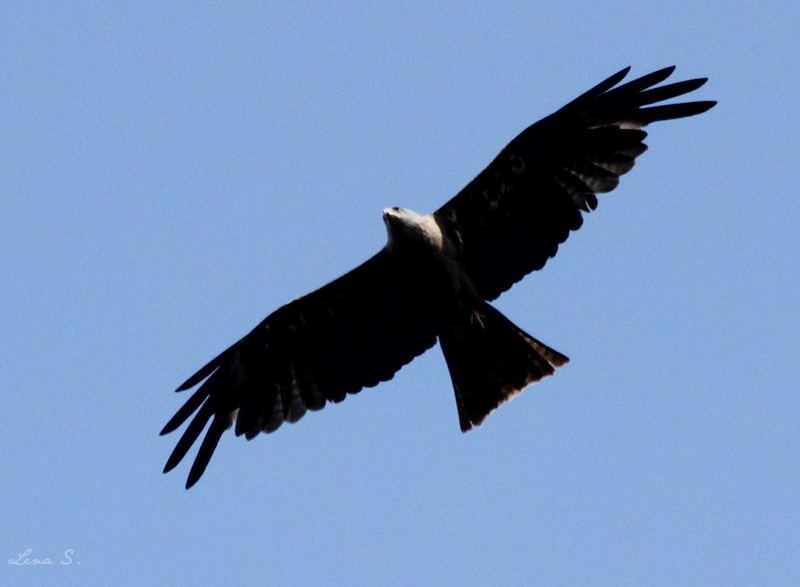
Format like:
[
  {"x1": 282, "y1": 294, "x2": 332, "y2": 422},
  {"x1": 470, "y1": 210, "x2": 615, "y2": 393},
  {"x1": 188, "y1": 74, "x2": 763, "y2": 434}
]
[{"x1": 439, "y1": 303, "x2": 568, "y2": 432}]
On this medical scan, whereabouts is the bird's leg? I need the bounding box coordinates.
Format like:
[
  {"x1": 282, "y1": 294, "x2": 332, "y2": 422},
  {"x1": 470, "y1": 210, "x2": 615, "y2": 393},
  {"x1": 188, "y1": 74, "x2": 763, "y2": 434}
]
[{"x1": 469, "y1": 309, "x2": 486, "y2": 329}]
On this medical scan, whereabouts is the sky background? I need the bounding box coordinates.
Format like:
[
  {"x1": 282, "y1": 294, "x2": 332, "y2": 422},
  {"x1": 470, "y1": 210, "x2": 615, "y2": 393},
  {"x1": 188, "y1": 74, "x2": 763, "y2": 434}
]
[{"x1": 2, "y1": 1, "x2": 798, "y2": 586}]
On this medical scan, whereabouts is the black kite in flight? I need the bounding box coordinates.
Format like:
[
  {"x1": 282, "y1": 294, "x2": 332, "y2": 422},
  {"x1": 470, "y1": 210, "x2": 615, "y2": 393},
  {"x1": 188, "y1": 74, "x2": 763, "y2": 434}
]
[{"x1": 162, "y1": 66, "x2": 715, "y2": 487}]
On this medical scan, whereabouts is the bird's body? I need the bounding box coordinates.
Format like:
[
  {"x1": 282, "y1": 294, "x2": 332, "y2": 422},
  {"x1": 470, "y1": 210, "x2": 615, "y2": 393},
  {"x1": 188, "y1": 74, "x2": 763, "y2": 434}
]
[
  {"x1": 162, "y1": 66, "x2": 715, "y2": 488},
  {"x1": 384, "y1": 206, "x2": 479, "y2": 317}
]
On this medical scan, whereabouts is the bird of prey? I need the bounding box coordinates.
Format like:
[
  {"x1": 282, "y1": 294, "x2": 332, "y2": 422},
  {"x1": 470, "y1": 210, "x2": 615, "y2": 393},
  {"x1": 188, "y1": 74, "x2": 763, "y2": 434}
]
[{"x1": 162, "y1": 66, "x2": 715, "y2": 488}]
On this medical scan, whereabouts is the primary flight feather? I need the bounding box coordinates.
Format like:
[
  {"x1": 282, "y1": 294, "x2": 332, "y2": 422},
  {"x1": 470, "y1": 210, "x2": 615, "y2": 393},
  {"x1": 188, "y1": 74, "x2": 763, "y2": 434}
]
[{"x1": 162, "y1": 66, "x2": 715, "y2": 488}]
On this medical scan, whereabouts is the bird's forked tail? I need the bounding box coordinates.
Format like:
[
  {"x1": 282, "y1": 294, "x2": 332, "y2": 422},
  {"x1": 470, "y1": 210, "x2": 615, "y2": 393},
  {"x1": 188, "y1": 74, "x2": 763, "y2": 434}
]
[{"x1": 439, "y1": 303, "x2": 568, "y2": 432}]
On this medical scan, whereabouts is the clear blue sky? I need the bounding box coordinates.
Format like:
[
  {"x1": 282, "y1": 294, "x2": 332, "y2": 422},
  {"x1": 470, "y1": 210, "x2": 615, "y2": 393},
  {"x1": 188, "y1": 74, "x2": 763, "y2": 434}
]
[{"x1": 2, "y1": 1, "x2": 798, "y2": 586}]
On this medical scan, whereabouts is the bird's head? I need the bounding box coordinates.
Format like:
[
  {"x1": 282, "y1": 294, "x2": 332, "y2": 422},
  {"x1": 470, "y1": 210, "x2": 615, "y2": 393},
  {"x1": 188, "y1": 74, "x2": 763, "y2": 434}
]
[
  {"x1": 383, "y1": 207, "x2": 442, "y2": 251},
  {"x1": 383, "y1": 206, "x2": 423, "y2": 238}
]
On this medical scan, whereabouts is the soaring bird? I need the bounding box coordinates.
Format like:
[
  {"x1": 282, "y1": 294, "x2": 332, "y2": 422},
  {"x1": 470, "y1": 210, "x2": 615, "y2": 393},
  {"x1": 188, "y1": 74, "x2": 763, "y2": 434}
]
[{"x1": 162, "y1": 66, "x2": 715, "y2": 488}]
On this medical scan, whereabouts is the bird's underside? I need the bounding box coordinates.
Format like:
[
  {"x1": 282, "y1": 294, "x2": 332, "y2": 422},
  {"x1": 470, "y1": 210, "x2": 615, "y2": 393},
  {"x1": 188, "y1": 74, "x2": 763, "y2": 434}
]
[{"x1": 162, "y1": 66, "x2": 715, "y2": 488}]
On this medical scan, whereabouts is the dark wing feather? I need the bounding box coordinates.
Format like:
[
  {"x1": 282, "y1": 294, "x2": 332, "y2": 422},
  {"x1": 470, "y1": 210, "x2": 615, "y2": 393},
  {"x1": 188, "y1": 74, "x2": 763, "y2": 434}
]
[
  {"x1": 162, "y1": 249, "x2": 442, "y2": 488},
  {"x1": 434, "y1": 66, "x2": 716, "y2": 301}
]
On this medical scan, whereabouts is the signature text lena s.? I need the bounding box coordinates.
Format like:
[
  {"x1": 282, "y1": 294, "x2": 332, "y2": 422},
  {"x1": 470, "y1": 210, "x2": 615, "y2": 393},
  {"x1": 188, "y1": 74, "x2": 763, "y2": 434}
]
[{"x1": 8, "y1": 549, "x2": 76, "y2": 565}]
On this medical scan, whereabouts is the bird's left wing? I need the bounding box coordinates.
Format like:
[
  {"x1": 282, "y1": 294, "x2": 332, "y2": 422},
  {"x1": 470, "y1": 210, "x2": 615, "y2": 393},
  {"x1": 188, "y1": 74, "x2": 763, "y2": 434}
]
[
  {"x1": 161, "y1": 249, "x2": 441, "y2": 488},
  {"x1": 434, "y1": 66, "x2": 715, "y2": 301}
]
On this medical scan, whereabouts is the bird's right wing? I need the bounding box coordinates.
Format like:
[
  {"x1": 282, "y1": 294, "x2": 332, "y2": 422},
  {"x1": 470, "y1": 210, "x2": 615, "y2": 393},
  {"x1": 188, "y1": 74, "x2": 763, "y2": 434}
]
[
  {"x1": 434, "y1": 66, "x2": 716, "y2": 301},
  {"x1": 161, "y1": 248, "x2": 443, "y2": 488}
]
